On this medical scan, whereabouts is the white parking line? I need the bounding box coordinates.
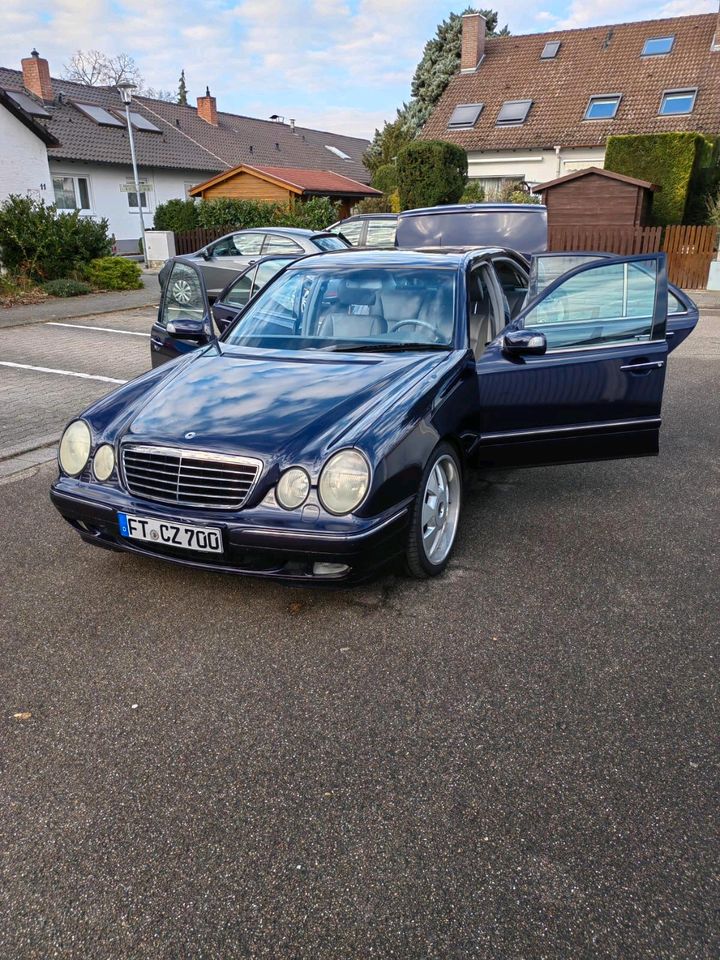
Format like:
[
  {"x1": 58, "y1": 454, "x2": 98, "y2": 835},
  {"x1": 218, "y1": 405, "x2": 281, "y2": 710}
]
[
  {"x1": 0, "y1": 361, "x2": 128, "y2": 385},
  {"x1": 46, "y1": 322, "x2": 151, "y2": 337}
]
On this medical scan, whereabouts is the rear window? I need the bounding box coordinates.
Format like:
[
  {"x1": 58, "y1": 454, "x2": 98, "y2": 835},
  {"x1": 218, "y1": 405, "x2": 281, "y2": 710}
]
[
  {"x1": 396, "y1": 206, "x2": 547, "y2": 256},
  {"x1": 313, "y1": 234, "x2": 350, "y2": 251}
]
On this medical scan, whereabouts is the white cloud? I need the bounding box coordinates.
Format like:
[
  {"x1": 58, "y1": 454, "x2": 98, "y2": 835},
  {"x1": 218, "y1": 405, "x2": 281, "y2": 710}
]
[{"x1": 553, "y1": 0, "x2": 715, "y2": 29}]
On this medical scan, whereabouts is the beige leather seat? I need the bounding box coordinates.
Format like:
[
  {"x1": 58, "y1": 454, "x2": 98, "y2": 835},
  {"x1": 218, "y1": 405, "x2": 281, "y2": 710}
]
[{"x1": 318, "y1": 282, "x2": 386, "y2": 338}]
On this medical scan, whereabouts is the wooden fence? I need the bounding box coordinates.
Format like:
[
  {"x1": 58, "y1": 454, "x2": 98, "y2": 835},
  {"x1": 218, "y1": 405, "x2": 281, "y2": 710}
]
[
  {"x1": 174, "y1": 227, "x2": 229, "y2": 255},
  {"x1": 548, "y1": 223, "x2": 717, "y2": 289}
]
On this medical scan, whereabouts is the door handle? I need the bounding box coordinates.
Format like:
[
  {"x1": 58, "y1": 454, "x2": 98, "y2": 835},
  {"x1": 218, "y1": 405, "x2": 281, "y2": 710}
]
[
  {"x1": 620, "y1": 360, "x2": 665, "y2": 371},
  {"x1": 150, "y1": 337, "x2": 163, "y2": 349}
]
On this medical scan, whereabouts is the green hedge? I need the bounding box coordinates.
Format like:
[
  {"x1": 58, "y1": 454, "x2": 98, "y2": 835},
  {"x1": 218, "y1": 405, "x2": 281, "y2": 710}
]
[
  {"x1": 194, "y1": 196, "x2": 340, "y2": 232},
  {"x1": 396, "y1": 140, "x2": 467, "y2": 210},
  {"x1": 153, "y1": 198, "x2": 199, "y2": 232},
  {"x1": 0, "y1": 195, "x2": 111, "y2": 280},
  {"x1": 85, "y1": 257, "x2": 142, "y2": 290},
  {"x1": 371, "y1": 163, "x2": 398, "y2": 195},
  {"x1": 604, "y1": 132, "x2": 717, "y2": 225}
]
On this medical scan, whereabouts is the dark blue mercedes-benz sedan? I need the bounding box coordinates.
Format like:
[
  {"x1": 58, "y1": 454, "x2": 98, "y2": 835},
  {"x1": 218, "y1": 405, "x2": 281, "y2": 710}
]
[{"x1": 50, "y1": 248, "x2": 696, "y2": 583}]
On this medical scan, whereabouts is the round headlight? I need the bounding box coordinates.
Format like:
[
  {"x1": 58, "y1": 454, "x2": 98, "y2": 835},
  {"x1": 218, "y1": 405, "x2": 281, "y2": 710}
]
[
  {"x1": 93, "y1": 443, "x2": 115, "y2": 482},
  {"x1": 58, "y1": 420, "x2": 91, "y2": 476},
  {"x1": 318, "y1": 450, "x2": 370, "y2": 515},
  {"x1": 276, "y1": 467, "x2": 310, "y2": 510}
]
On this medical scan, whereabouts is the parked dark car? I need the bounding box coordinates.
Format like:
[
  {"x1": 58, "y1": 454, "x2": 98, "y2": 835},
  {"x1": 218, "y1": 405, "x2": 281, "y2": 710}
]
[
  {"x1": 158, "y1": 228, "x2": 349, "y2": 299},
  {"x1": 328, "y1": 214, "x2": 398, "y2": 247},
  {"x1": 52, "y1": 247, "x2": 696, "y2": 584},
  {"x1": 152, "y1": 253, "x2": 302, "y2": 366},
  {"x1": 395, "y1": 203, "x2": 548, "y2": 257}
]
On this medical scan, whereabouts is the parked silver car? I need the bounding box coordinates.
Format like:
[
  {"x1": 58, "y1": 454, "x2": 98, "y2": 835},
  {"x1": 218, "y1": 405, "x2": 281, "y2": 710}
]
[{"x1": 159, "y1": 227, "x2": 349, "y2": 299}]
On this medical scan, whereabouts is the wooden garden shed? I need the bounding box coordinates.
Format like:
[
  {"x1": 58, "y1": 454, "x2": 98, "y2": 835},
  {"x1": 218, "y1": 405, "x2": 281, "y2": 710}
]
[
  {"x1": 533, "y1": 167, "x2": 658, "y2": 229},
  {"x1": 189, "y1": 163, "x2": 381, "y2": 219}
]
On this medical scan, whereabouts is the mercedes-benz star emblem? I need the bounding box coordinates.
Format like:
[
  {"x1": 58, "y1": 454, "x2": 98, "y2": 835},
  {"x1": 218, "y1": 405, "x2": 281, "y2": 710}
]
[{"x1": 185, "y1": 432, "x2": 196, "y2": 439}]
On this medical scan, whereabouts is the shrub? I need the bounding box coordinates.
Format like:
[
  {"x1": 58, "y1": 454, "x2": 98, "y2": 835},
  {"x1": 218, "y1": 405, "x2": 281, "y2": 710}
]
[
  {"x1": 274, "y1": 197, "x2": 341, "y2": 230},
  {"x1": 85, "y1": 256, "x2": 143, "y2": 290},
  {"x1": 354, "y1": 196, "x2": 394, "y2": 214},
  {"x1": 41, "y1": 278, "x2": 93, "y2": 297},
  {"x1": 153, "y1": 198, "x2": 199, "y2": 232},
  {"x1": 0, "y1": 274, "x2": 46, "y2": 307},
  {"x1": 371, "y1": 163, "x2": 398, "y2": 195},
  {"x1": 0, "y1": 195, "x2": 111, "y2": 280},
  {"x1": 396, "y1": 140, "x2": 467, "y2": 210},
  {"x1": 604, "y1": 132, "x2": 716, "y2": 224},
  {"x1": 460, "y1": 180, "x2": 486, "y2": 203},
  {"x1": 194, "y1": 196, "x2": 341, "y2": 232}
]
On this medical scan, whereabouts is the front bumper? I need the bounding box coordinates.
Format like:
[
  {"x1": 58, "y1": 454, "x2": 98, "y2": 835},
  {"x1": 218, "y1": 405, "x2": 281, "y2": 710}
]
[{"x1": 50, "y1": 477, "x2": 410, "y2": 584}]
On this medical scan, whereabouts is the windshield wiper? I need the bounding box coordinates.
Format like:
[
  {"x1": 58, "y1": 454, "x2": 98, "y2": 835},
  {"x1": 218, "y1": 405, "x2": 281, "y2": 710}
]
[{"x1": 318, "y1": 342, "x2": 451, "y2": 353}]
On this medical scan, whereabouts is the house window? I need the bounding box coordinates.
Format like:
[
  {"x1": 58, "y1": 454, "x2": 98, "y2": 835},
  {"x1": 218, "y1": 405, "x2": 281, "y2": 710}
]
[
  {"x1": 642, "y1": 36, "x2": 674, "y2": 56},
  {"x1": 474, "y1": 177, "x2": 524, "y2": 200},
  {"x1": 72, "y1": 102, "x2": 124, "y2": 127},
  {"x1": 541, "y1": 41, "x2": 561, "y2": 59},
  {"x1": 126, "y1": 182, "x2": 151, "y2": 213},
  {"x1": 52, "y1": 176, "x2": 91, "y2": 212},
  {"x1": 496, "y1": 100, "x2": 532, "y2": 125},
  {"x1": 584, "y1": 95, "x2": 621, "y2": 120},
  {"x1": 448, "y1": 103, "x2": 484, "y2": 129},
  {"x1": 659, "y1": 89, "x2": 697, "y2": 116}
]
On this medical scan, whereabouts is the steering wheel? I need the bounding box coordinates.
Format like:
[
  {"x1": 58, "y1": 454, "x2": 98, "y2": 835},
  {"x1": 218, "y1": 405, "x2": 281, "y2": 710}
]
[{"x1": 388, "y1": 319, "x2": 440, "y2": 340}]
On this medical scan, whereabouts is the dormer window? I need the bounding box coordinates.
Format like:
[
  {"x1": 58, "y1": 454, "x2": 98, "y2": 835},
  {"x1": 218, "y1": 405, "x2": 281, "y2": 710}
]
[
  {"x1": 448, "y1": 103, "x2": 484, "y2": 129},
  {"x1": 659, "y1": 88, "x2": 697, "y2": 116},
  {"x1": 496, "y1": 100, "x2": 532, "y2": 126},
  {"x1": 584, "y1": 95, "x2": 621, "y2": 120},
  {"x1": 642, "y1": 36, "x2": 674, "y2": 56},
  {"x1": 541, "y1": 41, "x2": 561, "y2": 59}
]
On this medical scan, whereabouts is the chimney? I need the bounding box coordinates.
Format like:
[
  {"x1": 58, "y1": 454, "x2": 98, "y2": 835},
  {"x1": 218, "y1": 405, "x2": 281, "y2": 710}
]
[
  {"x1": 22, "y1": 49, "x2": 53, "y2": 102},
  {"x1": 713, "y1": 11, "x2": 720, "y2": 51},
  {"x1": 460, "y1": 13, "x2": 486, "y2": 72},
  {"x1": 197, "y1": 86, "x2": 218, "y2": 125}
]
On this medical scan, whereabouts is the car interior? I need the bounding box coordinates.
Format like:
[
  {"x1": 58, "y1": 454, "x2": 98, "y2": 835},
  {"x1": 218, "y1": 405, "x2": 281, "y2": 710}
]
[{"x1": 467, "y1": 263, "x2": 505, "y2": 355}]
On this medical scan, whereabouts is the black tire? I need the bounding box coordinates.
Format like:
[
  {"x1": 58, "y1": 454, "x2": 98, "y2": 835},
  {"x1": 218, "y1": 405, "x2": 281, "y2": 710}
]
[{"x1": 404, "y1": 441, "x2": 463, "y2": 579}]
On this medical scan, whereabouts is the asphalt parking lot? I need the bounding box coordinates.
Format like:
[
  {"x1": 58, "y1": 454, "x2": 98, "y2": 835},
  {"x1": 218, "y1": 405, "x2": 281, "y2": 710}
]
[{"x1": 1, "y1": 304, "x2": 718, "y2": 957}]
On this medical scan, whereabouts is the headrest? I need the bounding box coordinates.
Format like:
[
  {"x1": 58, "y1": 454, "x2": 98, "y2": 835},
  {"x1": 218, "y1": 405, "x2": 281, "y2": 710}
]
[{"x1": 337, "y1": 282, "x2": 376, "y2": 306}]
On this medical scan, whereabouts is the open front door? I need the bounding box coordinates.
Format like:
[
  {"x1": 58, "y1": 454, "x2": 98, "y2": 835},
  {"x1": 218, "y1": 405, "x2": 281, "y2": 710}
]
[
  {"x1": 474, "y1": 254, "x2": 669, "y2": 467},
  {"x1": 151, "y1": 260, "x2": 213, "y2": 368}
]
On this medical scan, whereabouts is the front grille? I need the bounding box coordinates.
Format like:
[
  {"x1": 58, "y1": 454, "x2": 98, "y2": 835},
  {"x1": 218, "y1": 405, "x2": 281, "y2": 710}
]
[{"x1": 122, "y1": 445, "x2": 262, "y2": 510}]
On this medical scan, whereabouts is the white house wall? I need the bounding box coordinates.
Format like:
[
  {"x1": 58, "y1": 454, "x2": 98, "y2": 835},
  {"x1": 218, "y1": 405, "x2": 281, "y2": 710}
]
[
  {"x1": 47, "y1": 160, "x2": 212, "y2": 248},
  {"x1": 467, "y1": 147, "x2": 606, "y2": 189},
  {"x1": 0, "y1": 107, "x2": 52, "y2": 205}
]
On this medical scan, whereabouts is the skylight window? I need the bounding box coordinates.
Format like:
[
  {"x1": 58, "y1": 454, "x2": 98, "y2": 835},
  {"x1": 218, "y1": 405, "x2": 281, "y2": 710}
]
[
  {"x1": 6, "y1": 89, "x2": 50, "y2": 117},
  {"x1": 123, "y1": 111, "x2": 161, "y2": 132},
  {"x1": 448, "y1": 103, "x2": 484, "y2": 128},
  {"x1": 496, "y1": 100, "x2": 532, "y2": 125},
  {"x1": 659, "y1": 88, "x2": 697, "y2": 116},
  {"x1": 541, "y1": 41, "x2": 561, "y2": 59},
  {"x1": 325, "y1": 145, "x2": 352, "y2": 160},
  {"x1": 584, "y1": 95, "x2": 621, "y2": 120},
  {"x1": 72, "y1": 102, "x2": 124, "y2": 127},
  {"x1": 642, "y1": 36, "x2": 674, "y2": 56}
]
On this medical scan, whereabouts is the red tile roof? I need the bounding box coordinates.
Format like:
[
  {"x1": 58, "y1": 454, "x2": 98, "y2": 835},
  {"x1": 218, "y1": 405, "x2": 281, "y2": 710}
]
[
  {"x1": 191, "y1": 164, "x2": 381, "y2": 197},
  {"x1": 422, "y1": 14, "x2": 720, "y2": 151}
]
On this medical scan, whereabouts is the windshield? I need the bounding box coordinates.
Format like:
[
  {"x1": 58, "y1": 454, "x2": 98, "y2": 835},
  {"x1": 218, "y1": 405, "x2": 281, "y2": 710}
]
[
  {"x1": 312, "y1": 234, "x2": 350, "y2": 251},
  {"x1": 223, "y1": 265, "x2": 457, "y2": 351}
]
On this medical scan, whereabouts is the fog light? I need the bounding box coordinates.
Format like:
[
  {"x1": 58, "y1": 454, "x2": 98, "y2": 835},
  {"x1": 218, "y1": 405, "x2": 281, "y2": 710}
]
[{"x1": 312, "y1": 562, "x2": 350, "y2": 577}]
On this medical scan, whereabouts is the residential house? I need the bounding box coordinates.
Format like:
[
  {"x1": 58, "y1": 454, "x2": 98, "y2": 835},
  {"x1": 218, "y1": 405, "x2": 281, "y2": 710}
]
[
  {"x1": 0, "y1": 52, "x2": 371, "y2": 251},
  {"x1": 189, "y1": 164, "x2": 381, "y2": 218},
  {"x1": 0, "y1": 86, "x2": 57, "y2": 205},
  {"x1": 422, "y1": 12, "x2": 720, "y2": 197}
]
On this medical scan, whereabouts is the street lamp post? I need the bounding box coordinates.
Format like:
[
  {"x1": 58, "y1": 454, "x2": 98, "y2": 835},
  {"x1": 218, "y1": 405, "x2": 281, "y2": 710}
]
[{"x1": 117, "y1": 81, "x2": 149, "y2": 268}]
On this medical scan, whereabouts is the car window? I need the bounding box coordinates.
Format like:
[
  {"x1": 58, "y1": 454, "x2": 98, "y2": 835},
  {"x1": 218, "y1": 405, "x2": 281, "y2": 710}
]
[
  {"x1": 212, "y1": 233, "x2": 264, "y2": 256},
  {"x1": 262, "y1": 235, "x2": 304, "y2": 253},
  {"x1": 523, "y1": 259, "x2": 659, "y2": 350},
  {"x1": 312, "y1": 234, "x2": 350, "y2": 251},
  {"x1": 493, "y1": 258, "x2": 528, "y2": 319},
  {"x1": 222, "y1": 272, "x2": 254, "y2": 308},
  {"x1": 528, "y1": 254, "x2": 604, "y2": 299},
  {"x1": 334, "y1": 221, "x2": 363, "y2": 245},
  {"x1": 251, "y1": 258, "x2": 291, "y2": 295},
  {"x1": 467, "y1": 263, "x2": 503, "y2": 354},
  {"x1": 223, "y1": 266, "x2": 457, "y2": 350},
  {"x1": 365, "y1": 221, "x2": 397, "y2": 247},
  {"x1": 668, "y1": 289, "x2": 685, "y2": 314},
  {"x1": 160, "y1": 263, "x2": 205, "y2": 327}
]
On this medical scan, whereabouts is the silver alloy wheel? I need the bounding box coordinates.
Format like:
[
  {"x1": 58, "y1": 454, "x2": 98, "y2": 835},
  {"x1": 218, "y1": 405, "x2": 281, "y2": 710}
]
[
  {"x1": 172, "y1": 279, "x2": 193, "y2": 304},
  {"x1": 420, "y1": 454, "x2": 461, "y2": 564}
]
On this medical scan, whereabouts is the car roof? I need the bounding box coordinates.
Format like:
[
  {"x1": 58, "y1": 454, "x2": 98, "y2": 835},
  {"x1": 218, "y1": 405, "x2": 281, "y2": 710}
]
[
  {"x1": 283, "y1": 247, "x2": 509, "y2": 270},
  {"x1": 398, "y1": 203, "x2": 546, "y2": 218},
  {"x1": 222, "y1": 226, "x2": 320, "y2": 238},
  {"x1": 343, "y1": 214, "x2": 398, "y2": 222}
]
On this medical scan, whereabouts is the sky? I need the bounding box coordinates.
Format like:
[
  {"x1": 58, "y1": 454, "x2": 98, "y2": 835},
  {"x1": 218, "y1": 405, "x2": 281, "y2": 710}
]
[{"x1": 2, "y1": 0, "x2": 717, "y2": 140}]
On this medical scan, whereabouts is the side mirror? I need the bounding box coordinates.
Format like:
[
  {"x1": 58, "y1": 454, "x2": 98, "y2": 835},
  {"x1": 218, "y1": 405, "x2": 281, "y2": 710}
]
[
  {"x1": 166, "y1": 318, "x2": 211, "y2": 341},
  {"x1": 201, "y1": 248, "x2": 212, "y2": 261},
  {"x1": 502, "y1": 329, "x2": 547, "y2": 357}
]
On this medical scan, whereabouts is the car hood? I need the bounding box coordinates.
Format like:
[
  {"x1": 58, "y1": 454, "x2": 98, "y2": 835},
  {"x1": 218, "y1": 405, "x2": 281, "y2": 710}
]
[{"x1": 124, "y1": 345, "x2": 451, "y2": 466}]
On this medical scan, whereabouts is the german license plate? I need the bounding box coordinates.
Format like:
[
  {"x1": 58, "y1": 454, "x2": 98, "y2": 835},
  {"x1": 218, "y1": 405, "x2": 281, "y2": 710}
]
[{"x1": 117, "y1": 512, "x2": 223, "y2": 553}]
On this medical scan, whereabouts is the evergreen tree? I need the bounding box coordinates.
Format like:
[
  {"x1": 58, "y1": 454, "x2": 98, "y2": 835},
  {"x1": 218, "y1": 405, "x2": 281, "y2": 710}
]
[
  {"x1": 364, "y1": 8, "x2": 508, "y2": 174},
  {"x1": 177, "y1": 69, "x2": 188, "y2": 106}
]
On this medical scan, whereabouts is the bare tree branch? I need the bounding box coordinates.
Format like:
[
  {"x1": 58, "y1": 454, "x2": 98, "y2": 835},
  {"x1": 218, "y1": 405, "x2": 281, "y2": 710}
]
[{"x1": 62, "y1": 50, "x2": 143, "y2": 88}]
